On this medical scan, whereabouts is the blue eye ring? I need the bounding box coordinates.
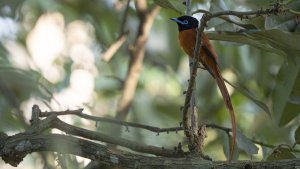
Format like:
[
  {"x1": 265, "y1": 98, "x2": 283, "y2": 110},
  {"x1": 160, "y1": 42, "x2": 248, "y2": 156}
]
[
  {"x1": 170, "y1": 18, "x2": 189, "y2": 25},
  {"x1": 182, "y1": 20, "x2": 188, "y2": 25}
]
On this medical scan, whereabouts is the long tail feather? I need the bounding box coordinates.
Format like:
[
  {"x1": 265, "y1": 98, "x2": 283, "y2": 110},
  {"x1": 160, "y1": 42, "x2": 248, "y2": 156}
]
[
  {"x1": 214, "y1": 68, "x2": 236, "y2": 161},
  {"x1": 201, "y1": 50, "x2": 236, "y2": 161}
]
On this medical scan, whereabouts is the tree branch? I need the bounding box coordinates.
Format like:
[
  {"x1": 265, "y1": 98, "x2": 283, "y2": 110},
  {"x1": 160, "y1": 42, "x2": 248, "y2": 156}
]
[
  {"x1": 115, "y1": 1, "x2": 160, "y2": 121},
  {"x1": 39, "y1": 108, "x2": 300, "y2": 154},
  {"x1": 185, "y1": 0, "x2": 192, "y2": 16},
  {"x1": 193, "y1": 3, "x2": 287, "y2": 20},
  {"x1": 192, "y1": 9, "x2": 258, "y2": 29},
  {"x1": 51, "y1": 117, "x2": 180, "y2": 157},
  {"x1": 181, "y1": 13, "x2": 207, "y2": 159},
  {"x1": 41, "y1": 109, "x2": 219, "y2": 133},
  {"x1": 29, "y1": 105, "x2": 181, "y2": 157},
  {"x1": 101, "y1": 0, "x2": 131, "y2": 62},
  {"x1": 101, "y1": 31, "x2": 129, "y2": 62},
  {"x1": 39, "y1": 108, "x2": 228, "y2": 135},
  {"x1": 1, "y1": 131, "x2": 300, "y2": 168}
]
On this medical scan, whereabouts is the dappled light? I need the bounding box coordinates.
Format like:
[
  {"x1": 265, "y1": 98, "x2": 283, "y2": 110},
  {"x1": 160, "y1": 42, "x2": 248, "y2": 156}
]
[{"x1": 27, "y1": 12, "x2": 65, "y2": 83}]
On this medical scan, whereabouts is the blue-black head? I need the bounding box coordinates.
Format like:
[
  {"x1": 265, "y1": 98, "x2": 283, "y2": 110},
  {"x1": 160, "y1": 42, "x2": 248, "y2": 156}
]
[{"x1": 171, "y1": 15, "x2": 199, "y2": 32}]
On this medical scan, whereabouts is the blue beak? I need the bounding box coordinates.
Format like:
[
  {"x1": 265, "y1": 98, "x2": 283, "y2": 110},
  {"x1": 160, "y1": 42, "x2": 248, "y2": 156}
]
[
  {"x1": 170, "y1": 18, "x2": 180, "y2": 23},
  {"x1": 170, "y1": 18, "x2": 188, "y2": 25}
]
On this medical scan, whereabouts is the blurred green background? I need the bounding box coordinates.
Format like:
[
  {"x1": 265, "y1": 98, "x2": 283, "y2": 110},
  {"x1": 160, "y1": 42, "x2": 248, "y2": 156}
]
[{"x1": 0, "y1": 0, "x2": 300, "y2": 168}]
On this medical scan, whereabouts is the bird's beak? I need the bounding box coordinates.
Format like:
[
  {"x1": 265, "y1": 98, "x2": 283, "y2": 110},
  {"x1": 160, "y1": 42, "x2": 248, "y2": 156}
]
[{"x1": 170, "y1": 18, "x2": 180, "y2": 23}]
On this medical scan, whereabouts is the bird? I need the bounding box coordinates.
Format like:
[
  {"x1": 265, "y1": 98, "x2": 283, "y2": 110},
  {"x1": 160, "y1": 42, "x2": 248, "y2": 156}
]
[{"x1": 171, "y1": 15, "x2": 236, "y2": 161}]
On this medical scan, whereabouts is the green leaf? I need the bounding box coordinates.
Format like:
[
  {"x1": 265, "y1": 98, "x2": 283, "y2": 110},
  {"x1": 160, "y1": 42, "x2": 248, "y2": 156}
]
[
  {"x1": 265, "y1": 14, "x2": 299, "y2": 31},
  {"x1": 206, "y1": 31, "x2": 285, "y2": 56},
  {"x1": 223, "y1": 78, "x2": 271, "y2": 118},
  {"x1": 266, "y1": 147, "x2": 296, "y2": 161},
  {"x1": 236, "y1": 130, "x2": 259, "y2": 155},
  {"x1": 207, "y1": 30, "x2": 300, "y2": 57},
  {"x1": 251, "y1": 30, "x2": 300, "y2": 56},
  {"x1": 261, "y1": 142, "x2": 269, "y2": 160},
  {"x1": 273, "y1": 57, "x2": 300, "y2": 126},
  {"x1": 0, "y1": 66, "x2": 41, "y2": 100},
  {"x1": 294, "y1": 126, "x2": 300, "y2": 144},
  {"x1": 222, "y1": 133, "x2": 238, "y2": 160},
  {"x1": 152, "y1": 0, "x2": 184, "y2": 14},
  {"x1": 223, "y1": 133, "x2": 230, "y2": 159},
  {"x1": 279, "y1": 99, "x2": 300, "y2": 126}
]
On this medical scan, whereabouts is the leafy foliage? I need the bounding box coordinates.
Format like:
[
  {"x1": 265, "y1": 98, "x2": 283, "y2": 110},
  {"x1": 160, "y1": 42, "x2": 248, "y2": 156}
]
[{"x1": 0, "y1": 0, "x2": 300, "y2": 168}]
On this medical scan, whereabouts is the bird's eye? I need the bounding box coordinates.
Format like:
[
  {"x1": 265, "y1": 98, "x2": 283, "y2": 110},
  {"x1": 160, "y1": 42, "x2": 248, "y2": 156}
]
[{"x1": 182, "y1": 20, "x2": 188, "y2": 24}]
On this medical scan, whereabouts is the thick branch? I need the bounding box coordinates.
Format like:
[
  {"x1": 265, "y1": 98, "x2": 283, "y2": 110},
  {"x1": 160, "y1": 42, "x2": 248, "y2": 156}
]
[
  {"x1": 1, "y1": 133, "x2": 112, "y2": 167},
  {"x1": 39, "y1": 109, "x2": 300, "y2": 154},
  {"x1": 1, "y1": 132, "x2": 300, "y2": 168}
]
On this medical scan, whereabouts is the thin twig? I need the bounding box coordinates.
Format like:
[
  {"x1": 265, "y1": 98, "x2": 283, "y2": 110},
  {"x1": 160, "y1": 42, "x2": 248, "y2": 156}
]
[
  {"x1": 192, "y1": 9, "x2": 245, "y2": 27},
  {"x1": 207, "y1": 3, "x2": 286, "y2": 20},
  {"x1": 193, "y1": 3, "x2": 289, "y2": 26},
  {"x1": 52, "y1": 117, "x2": 181, "y2": 157},
  {"x1": 41, "y1": 109, "x2": 171, "y2": 133},
  {"x1": 101, "y1": 31, "x2": 129, "y2": 62},
  {"x1": 31, "y1": 105, "x2": 183, "y2": 157},
  {"x1": 40, "y1": 109, "x2": 84, "y2": 116},
  {"x1": 119, "y1": 0, "x2": 131, "y2": 35},
  {"x1": 40, "y1": 109, "x2": 230, "y2": 134},
  {"x1": 101, "y1": 0, "x2": 131, "y2": 62}
]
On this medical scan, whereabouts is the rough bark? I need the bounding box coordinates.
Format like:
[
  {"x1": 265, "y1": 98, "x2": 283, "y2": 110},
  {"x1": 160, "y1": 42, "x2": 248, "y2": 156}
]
[{"x1": 1, "y1": 132, "x2": 300, "y2": 169}]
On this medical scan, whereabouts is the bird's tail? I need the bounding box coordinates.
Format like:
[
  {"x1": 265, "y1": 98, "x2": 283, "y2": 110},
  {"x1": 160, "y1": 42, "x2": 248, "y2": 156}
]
[
  {"x1": 213, "y1": 66, "x2": 236, "y2": 161},
  {"x1": 200, "y1": 33, "x2": 236, "y2": 161}
]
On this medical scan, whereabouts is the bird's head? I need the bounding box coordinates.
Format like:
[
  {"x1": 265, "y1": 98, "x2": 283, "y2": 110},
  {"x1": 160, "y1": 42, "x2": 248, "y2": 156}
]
[{"x1": 171, "y1": 15, "x2": 199, "y2": 32}]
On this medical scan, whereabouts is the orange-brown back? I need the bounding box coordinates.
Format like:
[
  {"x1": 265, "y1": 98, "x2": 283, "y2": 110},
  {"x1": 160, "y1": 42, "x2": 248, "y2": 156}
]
[{"x1": 178, "y1": 29, "x2": 218, "y2": 63}]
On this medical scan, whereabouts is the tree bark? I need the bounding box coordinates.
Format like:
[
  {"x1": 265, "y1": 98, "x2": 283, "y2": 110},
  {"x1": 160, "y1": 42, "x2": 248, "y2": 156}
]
[{"x1": 1, "y1": 131, "x2": 300, "y2": 169}]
